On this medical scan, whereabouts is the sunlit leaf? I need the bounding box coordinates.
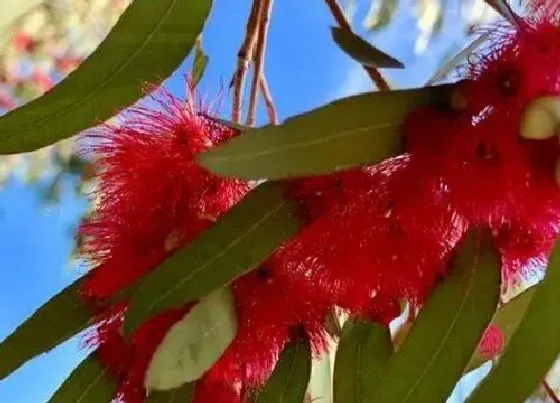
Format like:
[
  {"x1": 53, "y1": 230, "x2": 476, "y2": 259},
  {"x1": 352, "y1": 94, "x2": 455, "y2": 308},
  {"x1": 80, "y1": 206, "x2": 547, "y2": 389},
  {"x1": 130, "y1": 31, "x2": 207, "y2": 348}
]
[
  {"x1": 123, "y1": 182, "x2": 300, "y2": 335},
  {"x1": 0, "y1": 0, "x2": 212, "y2": 154},
  {"x1": 469, "y1": 241, "x2": 560, "y2": 402},
  {"x1": 251, "y1": 338, "x2": 312, "y2": 403},
  {"x1": 333, "y1": 319, "x2": 393, "y2": 403},
  {"x1": 48, "y1": 354, "x2": 115, "y2": 403},
  {"x1": 199, "y1": 85, "x2": 453, "y2": 180},
  {"x1": 331, "y1": 27, "x2": 404, "y2": 68},
  {"x1": 145, "y1": 288, "x2": 237, "y2": 391},
  {"x1": 370, "y1": 232, "x2": 500, "y2": 402}
]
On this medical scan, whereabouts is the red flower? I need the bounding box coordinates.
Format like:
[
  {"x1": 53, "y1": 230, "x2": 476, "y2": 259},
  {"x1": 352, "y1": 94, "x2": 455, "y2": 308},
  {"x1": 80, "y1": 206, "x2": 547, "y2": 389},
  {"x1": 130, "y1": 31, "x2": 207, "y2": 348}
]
[
  {"x1": 476, "y1": 324, "x2": 505, "y2": 360},
  {"x1": 77, "y1": 1, "x2": 560, "y2": 400},
  {"x1": 79, "y1": 85, "x2": 250, "y2": 402},
  {"x1": 79, "y1": 88, "x2": 250, "y2": 301}
]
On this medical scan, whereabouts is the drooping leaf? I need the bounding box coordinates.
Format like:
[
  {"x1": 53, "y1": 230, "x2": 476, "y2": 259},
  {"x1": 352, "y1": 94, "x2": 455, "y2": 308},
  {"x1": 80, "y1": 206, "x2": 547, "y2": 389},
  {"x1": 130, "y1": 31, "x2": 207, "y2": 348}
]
[
  {"x1": 252, "y1": 338, "x2": 312, "y2": 403},
  {"x1": 0, "y1": 0, "x2": 212, "y2": 154},
  {"x1": 145, "y1": 287, "x2": 237, "y2": 391},
  {"x1": 191, "y1": 37, "x2": 208, "y2": 87},
  {"x1": 363, "y1": 0, "x2": 398, "y2": 31},
  {"x1": 147, "y1": 383, "x2": 195, "y2": 403},
  {"x1": 331, "y1": 27, "x2": 404, "y2": 69},
  {"x1": 333, "y1": 319, "x2": 393, "y2": 403},
  {"x1": 48, "y1": 353, "x2": 116, "y2": 403},
  {"x1": 465, "y1": 286, "x2": 535, "y2": 373},
  {"x1": 370, "y1": 231, "x2": 501, "y2": 403},
  {"x1": 469, "y1": 241, "x2": 560, "y2": 402},
  {"x1": 0, "y1": 280, "x2": 91, "y2": 381},
  {"x1": 199, "y1": 85, "x2": 453, "y2": 180},
  {"x1": 123, "y1": 182, "x2": 300, "y2": 335}
]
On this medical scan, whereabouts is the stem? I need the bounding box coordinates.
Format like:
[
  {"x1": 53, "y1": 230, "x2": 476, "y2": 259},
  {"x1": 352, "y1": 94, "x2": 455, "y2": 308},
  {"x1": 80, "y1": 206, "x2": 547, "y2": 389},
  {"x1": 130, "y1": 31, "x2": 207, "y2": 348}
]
[
  {"x1": 323, "y1": 0, "x2": 390, "y2": 91},
  {"x1": 246, "y1": 0, "x2": 274, "y2": 126},
  {"x1": 231, "y1": 0, "x2": 261, "y2": 123},
  {"x1": 259, "y1": 75, "x2": 278, "y2": 124},
  {"x1": 544, "y1": 380, "x2": 560, "y2": 403}
]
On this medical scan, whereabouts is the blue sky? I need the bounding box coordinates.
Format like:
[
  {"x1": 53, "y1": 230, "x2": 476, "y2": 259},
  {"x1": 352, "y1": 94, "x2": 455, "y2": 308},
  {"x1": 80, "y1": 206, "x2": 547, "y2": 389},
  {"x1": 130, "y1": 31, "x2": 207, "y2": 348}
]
[{"x1": 0, "y1": 0, "x2": 492, "y2": 401}]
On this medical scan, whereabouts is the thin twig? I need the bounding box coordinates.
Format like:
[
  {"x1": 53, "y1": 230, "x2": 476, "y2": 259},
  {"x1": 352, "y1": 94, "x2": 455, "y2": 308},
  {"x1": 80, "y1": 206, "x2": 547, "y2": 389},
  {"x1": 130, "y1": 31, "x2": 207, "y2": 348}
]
[
  {"x1": 246, "y1": 0, "x2": 274, "y2": 126},
  {"x1": 544, "y1": 380, "x2": 560, "y2": 403},
  {"x1": 231, "y1": 0, "x2": 261, "y2": 123},
  {"x1": 324, "y1": 0, "x2": 390, "y2": 91},
  {"x1": 259, "y1": 74, "x2": 278, "y2": 124}
]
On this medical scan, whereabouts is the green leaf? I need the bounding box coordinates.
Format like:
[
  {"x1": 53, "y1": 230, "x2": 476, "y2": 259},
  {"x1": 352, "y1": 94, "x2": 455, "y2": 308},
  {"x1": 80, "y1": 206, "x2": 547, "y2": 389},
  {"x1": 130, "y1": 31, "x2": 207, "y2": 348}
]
[
  {"x1": 465, "y1": 286, "x2": 535, "y2": 373},
  {"x1": 147, "y1": 383, "x2": 195, "y2": 403},
  {"x1": 0, "y1": 280, "x2": 92, "y2": 381},
  {"x1": 145, "y1": 287, "x2": 237, "y2": 391},
  {"x1": 191, "y1": 38, "x2": 208, "y2": 87},
  {"x1": 199, "y1": 85, "x2": 453, "y2": 180},
  {"x1": 252, "y1": 338, "x2": 312, "y2": 403},
  {"x1": 0, "y1": 0, "x2": 212, "y2": 154},
  {"x1": 48, "y1": 353, "x2": 116, "y2": 403},
  {"x1": 331, "y1": 27, "x2": 404, "y2": 69},
  {"x1": 333, "y1": 319, "x2": 393, "y2": 403},
  {"x1": 469, "y1": 241, "x2": 560, "y2": 402},
  {"x1": 123, "y1": 182, "x2": 300, "y2": 335},
  {"x1": 371, "y1": 231, "x2": 501, "y2": 403}
]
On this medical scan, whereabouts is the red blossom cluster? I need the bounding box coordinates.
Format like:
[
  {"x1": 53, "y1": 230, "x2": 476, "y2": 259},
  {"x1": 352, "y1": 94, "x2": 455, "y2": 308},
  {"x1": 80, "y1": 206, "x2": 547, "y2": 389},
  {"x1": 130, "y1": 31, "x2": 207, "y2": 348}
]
[{"x1": 78, "y1": 1, "x2": 560, "y2": 401}]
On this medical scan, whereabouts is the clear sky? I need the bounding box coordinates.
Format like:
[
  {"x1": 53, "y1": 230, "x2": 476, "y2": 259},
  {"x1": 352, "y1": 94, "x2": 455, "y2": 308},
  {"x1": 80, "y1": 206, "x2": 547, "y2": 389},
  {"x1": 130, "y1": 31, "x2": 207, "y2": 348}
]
[{"x1": 0, "y1": 0, "x2": 490, "y2": 401}]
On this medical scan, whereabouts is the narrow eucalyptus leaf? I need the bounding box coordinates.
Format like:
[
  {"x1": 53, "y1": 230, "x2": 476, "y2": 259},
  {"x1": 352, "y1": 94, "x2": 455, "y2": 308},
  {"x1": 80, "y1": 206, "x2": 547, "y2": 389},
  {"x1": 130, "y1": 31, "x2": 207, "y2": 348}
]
[
  {"x1": 124, "y1": 182, "x2": 300, "y2": 335},
  {"x1": 333, "y1": 319, "x2": 393, "y2": 403},
  {"x1": 199, "y1": 85, "x2": 453, "y2": 180},
  {"x1": 252, "y1": 338, "x2": 312, "y2": 403},
  {"x1": 331, "y1": 26, "x2": 404, "y2": 68},
  {"x1": 48, "y1": 354, "x2": 116, "y2": 403},
  {"x1": 371, "y1": 232, "x2": 501, "y2": 403},
  {"x1": 0, "y1": 0, "x2": 212, "y2": 154},
  {"x1": 469, "y1": 241, "x2": 560, "y2": 402},
  {"x1": 147, "y1": 383, "x2": 195, "y2": 403}
]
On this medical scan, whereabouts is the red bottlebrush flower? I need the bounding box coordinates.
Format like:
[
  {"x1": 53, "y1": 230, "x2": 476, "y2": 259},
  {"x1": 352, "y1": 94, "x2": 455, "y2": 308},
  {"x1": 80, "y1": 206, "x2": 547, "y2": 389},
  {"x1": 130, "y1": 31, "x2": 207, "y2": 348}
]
[
  {"x1": 79, "y1": 86, "x2": 250, "y2": 301},
  {"x1": 476, "y1": 324, "x2": 505, "y2": 360},
  {"x1": 401, "y1": 0, "x2": 560, "y2": 293},
  {"x1": 288, "y1": 157, "x2": 464, "y2": 318},
  {"x1": 79, "y1": 83, "x2": 251, "y2": 402}
]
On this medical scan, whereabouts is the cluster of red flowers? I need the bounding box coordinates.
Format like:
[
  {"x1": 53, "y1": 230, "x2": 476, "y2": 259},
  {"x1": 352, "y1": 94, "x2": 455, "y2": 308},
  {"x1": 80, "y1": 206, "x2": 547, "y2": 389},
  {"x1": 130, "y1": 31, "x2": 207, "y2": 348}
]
[{"x1": 78, "y1": 1, "x2": 560, "y2": 401}]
